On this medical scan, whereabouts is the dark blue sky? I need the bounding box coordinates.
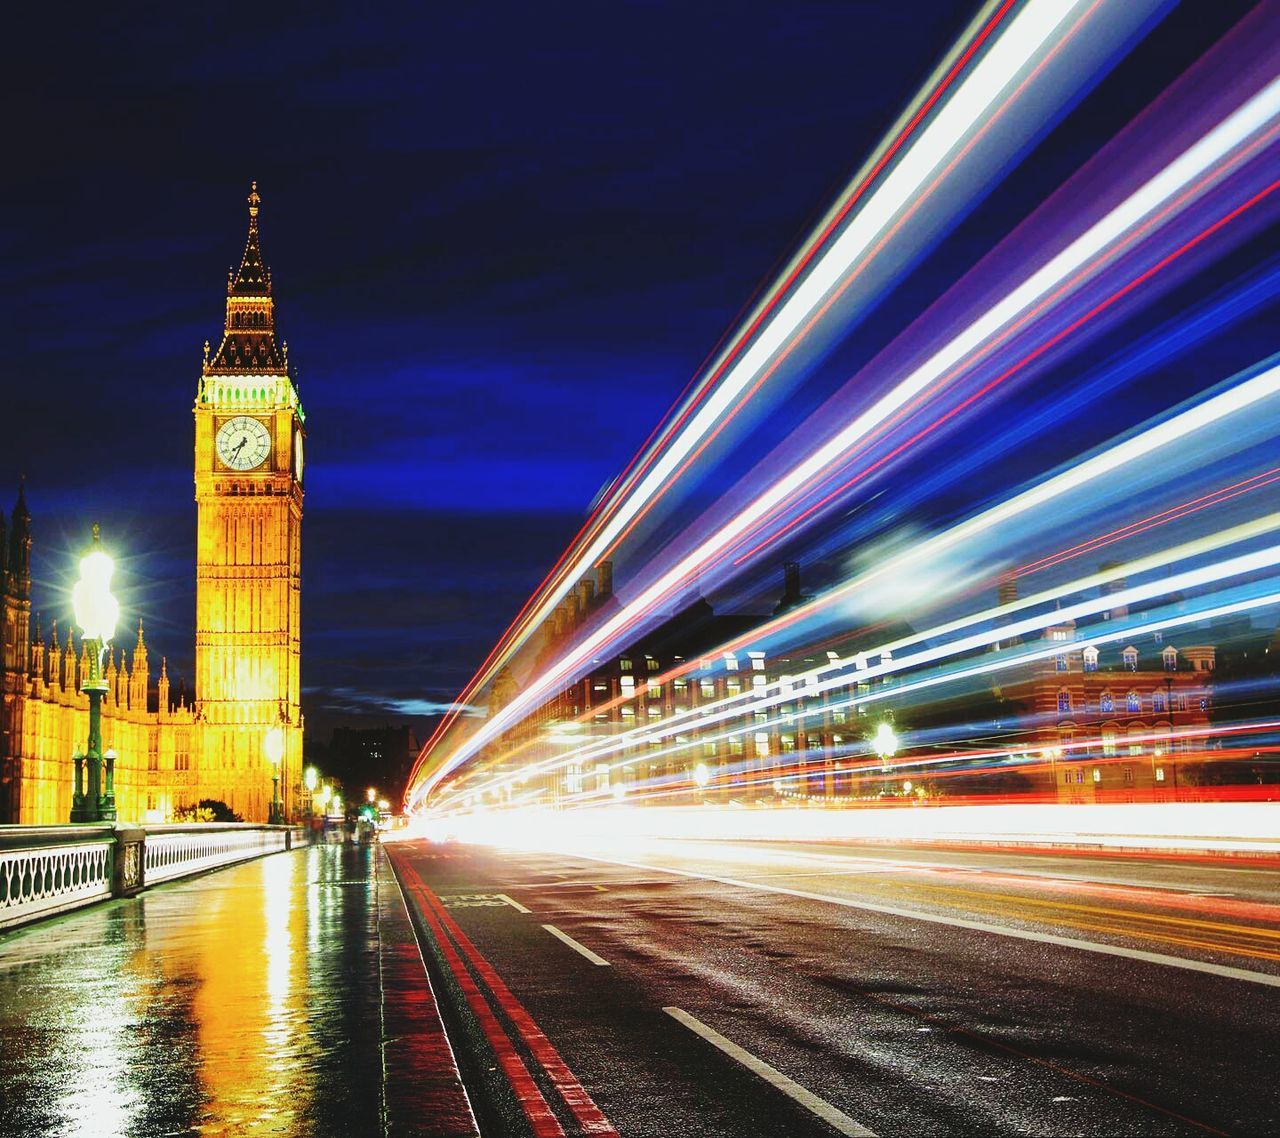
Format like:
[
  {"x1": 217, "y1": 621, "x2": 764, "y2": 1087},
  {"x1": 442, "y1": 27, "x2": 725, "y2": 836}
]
[{"x1": 2, "y1": 0, "x2": 1261, "y2": 738}]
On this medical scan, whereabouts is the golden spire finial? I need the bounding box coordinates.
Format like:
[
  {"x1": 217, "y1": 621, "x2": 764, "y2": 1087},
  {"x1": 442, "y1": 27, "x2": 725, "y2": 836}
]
[
  {"x1": 91, "y1": 521, "x2": 101, "y2": 544},
  {"x1": 248, "y1": 180, "x2": 261, "y2": 219}
]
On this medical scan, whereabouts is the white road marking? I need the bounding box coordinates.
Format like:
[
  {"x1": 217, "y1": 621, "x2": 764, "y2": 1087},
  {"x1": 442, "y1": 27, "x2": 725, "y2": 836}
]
[
  {"x1": 542, "y1": 924, "x2": 610, "y2": 966},
  {"x1": 664, "y1": 1006, "x2": 877, "y2": 1137},
  {"x1": 569, "y1": 852, "x2": 1280, "y2": 989},
  {"x1": 496, "y1": 893, "x2": 531, "y2": 913}
]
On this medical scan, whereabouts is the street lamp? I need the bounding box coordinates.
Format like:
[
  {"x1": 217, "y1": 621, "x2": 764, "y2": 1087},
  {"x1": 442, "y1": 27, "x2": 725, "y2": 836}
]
[
  {"x1": 873, "y1": 721, "x2": 898, "y2": 798},
  {"x1": 70, "y1": 524, "x2": 119, "y2": 823},
  {"x1": 265, "y1": 726, "x2": 285, "y2": 824}
]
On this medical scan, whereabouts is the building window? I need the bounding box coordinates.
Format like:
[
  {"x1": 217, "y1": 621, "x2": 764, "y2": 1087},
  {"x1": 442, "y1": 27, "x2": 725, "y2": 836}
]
[
  {"x1": 1126, "y1": 691, "x2": 1141, "y2": 714},
  {"x1": 1075, "y1": 768, "x2": 1084, "y2": 784},
  {"x1": 753, "y1": 674, "x2": 767, "y2": 690},
  {"x1": 647, "y1": 706, "x2": 661, "y2": 719},
  {"x1": 1057, "y1": 689, "x2": 1071, "y2": 713},
  {"x1": 700, "y1": 679, "x2": 715, "y2": 699},
  {"x1": 726, "y1": 679, "x2": 742, "y2": 696},
  {"x1": 647, "y1": 682, "x2": 662, "y2": 699},
  {"x1": 1152, "y1": 689, "x2": 1166, "y2": 714},
  {"x1": 754, "y1": 733, "x2": 770, "y2": 758},
  {"x1": 1123, "y1": 766, "x2": 1133, "y2": 783},
  {"x1": 1055, "y1": 654, "x2": 1068, "y2": 672},
  {"x1": 1102, "y1": 729, "x2": 1117, "y2": 758},
  {"x1": 1155, "y1": 766, "x2": 1165, "y2": 783},
  {"x1": 645, "y1": 656, "x2": 659, "y2": 672},
  {"x1": 729, "y1": 737, "x2": 744, "y2": 755},
  {"x1": 750, "y1": 653, "x2": 766, "y2": 671},
  {"x1": 673, "y1": 678, "x2": 688, "y2": 694},
  {"x1": 1082, "y1": 647, "x2": 1098, "y2": 673},
  {"x1": 703, "y1": 742, "x2": 717, "y2": 757},
  {"x1": 1162, "y1": 647, "x2": 1177, "y2": 672},
  {"x1": 620, "y1": 658, "x2": 633, "y2": 672},
  {"x1": 621, "y1": 675, "x2": 635, "y2": 695},
  {"x1": 1100, "y1": 691, "x2": 1114, "y2": 714},
  {"x1": 621, "y1": 704, "x2": 635, "y2": 719},
  {"x1": 724, "y1": 653, "x2": 739, "y2": 672},
  {"x1": 1091, "y1": 768, "x2": 1102, "y2": 783},
  {"x1": 1123, "y1": 647, "x2": 1138, "y2": 671}
]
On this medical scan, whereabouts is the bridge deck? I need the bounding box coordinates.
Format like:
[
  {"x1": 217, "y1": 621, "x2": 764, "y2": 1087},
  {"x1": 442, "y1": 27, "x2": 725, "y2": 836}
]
[{"x1": 0, "y1": 840, "x2": 477, "y2": 1137}]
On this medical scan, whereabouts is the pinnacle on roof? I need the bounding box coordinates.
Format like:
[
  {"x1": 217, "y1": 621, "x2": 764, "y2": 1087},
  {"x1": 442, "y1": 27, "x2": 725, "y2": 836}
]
[{"x1": 229, "y1": 181, "x2": 272, "y2": 296}]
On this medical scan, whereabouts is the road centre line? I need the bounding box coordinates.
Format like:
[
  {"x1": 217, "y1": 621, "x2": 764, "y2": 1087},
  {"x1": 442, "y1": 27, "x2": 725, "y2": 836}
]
[
  {"x1": 663, "y1": 1006, "x2": 877, "y2": 1137},
  {"x1": 542, "y1": 924, "x2": 610, "y2": 966},
  {"x1": 496, "y1": 894, "x2": 531, "y2": 913},
  {"x1": 566, "y1": 852, "x2": 1280, "y2": 988}
]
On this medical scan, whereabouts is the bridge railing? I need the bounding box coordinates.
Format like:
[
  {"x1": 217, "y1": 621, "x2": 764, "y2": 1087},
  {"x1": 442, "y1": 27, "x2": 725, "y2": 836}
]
[{"x1": 0, "y1": 822, "x2": 309, "y2": 932}]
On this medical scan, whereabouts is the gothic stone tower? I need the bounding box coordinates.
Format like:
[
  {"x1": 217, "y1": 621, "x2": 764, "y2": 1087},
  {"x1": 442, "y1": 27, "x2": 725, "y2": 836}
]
[{"x1": 194, "y1": 184, "x2": 305, "y2": 821}]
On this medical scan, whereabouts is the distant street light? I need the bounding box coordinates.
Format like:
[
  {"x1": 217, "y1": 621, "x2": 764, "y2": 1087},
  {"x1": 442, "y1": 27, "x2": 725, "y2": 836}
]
[
  {"x1": 873, "y1": 722, "x2": 898, "y2": 761},
  {"x1": 693, "y1": 762, "x2": 711, "y2": 789},
  {"x1": 70, "y1": 525, "x2": 119, "y2": 823},
  {"x1": 265, "y1": 726, "x2": 285, "y2": 824}
]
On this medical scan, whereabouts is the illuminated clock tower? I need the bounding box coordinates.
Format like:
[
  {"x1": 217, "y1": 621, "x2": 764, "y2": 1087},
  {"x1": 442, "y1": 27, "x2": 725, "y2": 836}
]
[{"x1": 194, "y1": 183, "x2": 305, "y2": 822}]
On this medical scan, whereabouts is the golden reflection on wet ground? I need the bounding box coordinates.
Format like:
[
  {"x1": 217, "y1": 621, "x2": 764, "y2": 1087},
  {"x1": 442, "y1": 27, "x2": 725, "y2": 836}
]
[{"x1": 0, "y1": 842, "x2": 384, "y2": 1137}]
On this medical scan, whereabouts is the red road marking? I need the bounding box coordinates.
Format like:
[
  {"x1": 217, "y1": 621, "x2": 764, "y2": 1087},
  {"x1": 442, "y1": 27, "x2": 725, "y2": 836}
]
[
  {"x1": 389, "y1": 853, "x2": 566, "y2": 1137},
  {"x1": 395, "y1": 853, "x2": 620, "y2": 1137}
]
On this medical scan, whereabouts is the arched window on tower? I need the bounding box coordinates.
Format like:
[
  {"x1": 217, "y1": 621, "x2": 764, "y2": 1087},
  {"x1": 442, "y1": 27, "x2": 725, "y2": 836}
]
[{"x1": 1057, "y1": 689, "x2": 1071, "y2": 714}]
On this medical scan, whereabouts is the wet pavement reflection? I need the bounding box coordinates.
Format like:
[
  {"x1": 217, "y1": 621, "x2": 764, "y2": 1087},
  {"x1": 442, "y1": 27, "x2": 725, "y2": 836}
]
[{"x1": 0, "y1": 843, "x2": 384, "y2": 1137}]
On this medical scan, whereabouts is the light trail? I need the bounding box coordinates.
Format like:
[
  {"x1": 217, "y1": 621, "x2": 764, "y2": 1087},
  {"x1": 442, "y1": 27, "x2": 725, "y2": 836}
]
[
  {"x1": 415, "y1": 350, "x2": 1280, "y2": 810},
  {"x1": 406, "y1": 7, "x2": 1280, "y2": 817},
  {"x1": 435, "y1": 511, "x2": 1280, "y2": 811},
  {"x1": 406, "y1": 0, "x2": 1169, "y2": 791}
]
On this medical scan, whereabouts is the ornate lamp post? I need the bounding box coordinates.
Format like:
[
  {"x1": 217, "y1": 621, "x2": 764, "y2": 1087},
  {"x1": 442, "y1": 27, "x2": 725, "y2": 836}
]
[
  {"x1": 873, "y1": 721, "x2": 898, "y2": 797},
  {"x1": 265, "y1": 726, "x2": 285, "y2": 824},
  {"x1": 70, "y1": 525, "x2": 119, "y2": 823},
  {"x1": 303, "y1": 765, "x2": 318, "y2": 819}
]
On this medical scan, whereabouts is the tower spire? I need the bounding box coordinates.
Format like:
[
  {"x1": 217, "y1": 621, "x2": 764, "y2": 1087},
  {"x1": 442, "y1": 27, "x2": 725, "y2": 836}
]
[{"x1": 204, "y1": 182, "x2": 287, "y2": 378}]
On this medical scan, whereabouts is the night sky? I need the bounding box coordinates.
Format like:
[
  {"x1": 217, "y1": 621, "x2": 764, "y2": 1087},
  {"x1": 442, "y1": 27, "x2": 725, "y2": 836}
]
[{"x1": 3, "y1": 1, "x2": 1264, "y2": 745}]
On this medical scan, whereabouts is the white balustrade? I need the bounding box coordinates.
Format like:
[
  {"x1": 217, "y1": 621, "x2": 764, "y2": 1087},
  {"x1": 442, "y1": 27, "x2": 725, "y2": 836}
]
[
  {"x1": 144, "y1": 827, "x2": 288, "y2": 884},
  {"x1": 0, "y1": 840, "x2": 112, "y2": 930}
]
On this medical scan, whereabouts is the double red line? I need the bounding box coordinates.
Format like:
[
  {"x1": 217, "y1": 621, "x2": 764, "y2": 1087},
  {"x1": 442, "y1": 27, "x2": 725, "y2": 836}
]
[{"x1": 390, "y1": 851, "x2": 618, "y2": 1138}]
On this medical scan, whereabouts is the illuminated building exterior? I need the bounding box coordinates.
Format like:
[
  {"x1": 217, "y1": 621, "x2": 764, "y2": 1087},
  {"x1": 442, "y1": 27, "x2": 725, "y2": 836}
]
[
  {"x1": 194, "y1": 182, "x2": 305, "y2": 822},
  {"x1": 0, "y1": 185, "x2": 304, "y2": 824}
]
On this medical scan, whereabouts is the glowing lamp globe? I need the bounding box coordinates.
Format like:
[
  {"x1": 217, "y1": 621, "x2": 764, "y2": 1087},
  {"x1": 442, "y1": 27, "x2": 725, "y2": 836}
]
[
  {"x1": 873, "y1": 722, "x2": 898, "y2": 760},
  {"x1": 72, "y1": 541, "x2": 119, "y2": 644},
  {"x1": 303, "y1": 766, "x2": 318, "y2": 792},
  {"x1": 264, "y1": 726, "x2": 285, "y2": 766}
]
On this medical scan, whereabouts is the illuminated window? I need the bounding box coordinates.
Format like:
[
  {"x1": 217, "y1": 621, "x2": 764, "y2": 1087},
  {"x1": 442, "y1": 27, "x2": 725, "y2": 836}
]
[
  {"x1": 621, "y1": 675, "x2": 635, "y2": 694},
  {"x1": 700, "y1": 679, "x2": 715, "y2": 699},
  {"x1": 1155, "y1": 766, "x2": 1165, "y2": 782},
  {"x1": 753, "y1": 674, "x2": 767, "y2": 690},
  {"x1": 1082, "y1": 647, "x2": 1098, "y2": 673},
  {"x1": 648, "y1": 683, "x2": 662, "y2": 698},
  {"x1": 726, "y1": 679, "x2": 742, "y2": 696},
  {"x1": 1151, "y1": 689, "x2": 1166, "y2": 714},
  {"x1": 729, "y1": 737, "x2": 744, "y2": 755},
  {"x1": 620, "y1": 658, "x2": 632, "y2": 672},
  {"x1": 1102, "y1": 728, "x2": 1117, "y2": 757},
  {"x1": 1100, "y1": 691, "x2": 1114, "y2": 714},
  {"x1": 1162, "y1": 646, "x2": 1177, "y2": 672},
  {"x1": 593, "y1": 681, "x2": 608, "y2": 694},
  {"x1": 1057, "y1": 689, "x2": 1071, "y2": 713},
  {"x1": 833, "y1": 709, "x2": 847, "y2": 725},
  {"x1": 673, "y1": 678, "x2": 688, "y2": 693},
  {"x1": 1075, "y1": 768, "x2": 1084, "y2": 784},
  {"x1": 647, "y1": 706, "x2": 661, "y2": 719},
  {"x1": 754, "y1": 711, "x2": 768, "y2": 724},
  {"x1": 1091, "y1": 768, "x2": 1101, "y2": 783},
  {"x1": 1123, "y1": 647, "x2": 1138, "y2": 671},
  {"x1": 646, "y1": 656, "x2": 659, "y2": 672},
  {"x1": 780, "y1": 735, "x2": 796, "y2": 753},
  {"x1": 1055, "y1": 654, "x2": 1068, "y2": 672},
  {"x1": 703, "y1": 742, "x2": 717, "y2": 757},
  {"x1": 1126, "y1": 691, "x2": 1141, "y2": 714},
  {"x1": 724, "y1": 654, "x2": 739, "y2": 672},
  {"x1": 621, "y1": 704, "x2": 635, "y2": 719},
  {"x1": 1123, "y1": 766, "x2": 1133, "y2": 783},
  {"x1": 754, "y1": 733, "x2": 770, "y2": 758},
  {"x1": 750, "y1": 652, "x2": 766, "y2": 671}
]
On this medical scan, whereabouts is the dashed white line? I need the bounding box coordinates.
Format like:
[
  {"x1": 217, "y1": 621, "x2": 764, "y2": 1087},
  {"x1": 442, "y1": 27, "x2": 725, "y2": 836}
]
[
  {"x1": 542, "y1": 924, "x2": 610, "y2": 966},
  {"x1": 496, "y1": 893, "x2": 531, "y2": 913},
  {"x1": 664, "y1": 1006, "x2": 877, "y2": 1137}
]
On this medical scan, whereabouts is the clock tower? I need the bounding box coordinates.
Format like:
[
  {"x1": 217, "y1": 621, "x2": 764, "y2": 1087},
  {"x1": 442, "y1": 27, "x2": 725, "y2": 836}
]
[{"x1": 194, "y1": 183, "x2": 305, "y2": 822}]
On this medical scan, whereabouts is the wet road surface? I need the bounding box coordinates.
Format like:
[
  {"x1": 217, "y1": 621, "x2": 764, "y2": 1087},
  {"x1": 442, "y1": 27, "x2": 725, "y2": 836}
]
[
  {"x1": 0, "y1": 842, "x2": 440, "y2": 1137},
  {"x1": 389, "y1": 837, "x2": 1280, "y2": 1137}
]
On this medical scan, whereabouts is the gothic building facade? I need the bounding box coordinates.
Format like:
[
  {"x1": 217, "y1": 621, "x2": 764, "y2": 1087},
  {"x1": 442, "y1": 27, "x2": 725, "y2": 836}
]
[{"x1": 0, "y1": 185, "x2": 305, "y2": 825}]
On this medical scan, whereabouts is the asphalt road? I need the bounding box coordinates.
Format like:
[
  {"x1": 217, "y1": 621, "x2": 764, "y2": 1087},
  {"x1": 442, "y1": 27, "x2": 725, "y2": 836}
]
[{"x1": 388, "y1": 837, "x2": 1280, "y2": 1138}]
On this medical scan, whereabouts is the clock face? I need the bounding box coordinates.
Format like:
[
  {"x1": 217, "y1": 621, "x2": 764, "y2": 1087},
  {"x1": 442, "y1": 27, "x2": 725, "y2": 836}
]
[{"x1": 216, "y1": 416, "x2": 271, "y2": 471}]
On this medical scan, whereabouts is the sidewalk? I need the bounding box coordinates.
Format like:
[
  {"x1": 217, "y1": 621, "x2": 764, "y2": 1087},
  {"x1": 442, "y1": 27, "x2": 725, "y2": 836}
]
[{"x1": 0, "y1": 840, "x2": 477, "y2": 1137}]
